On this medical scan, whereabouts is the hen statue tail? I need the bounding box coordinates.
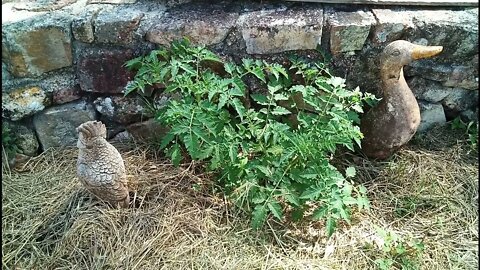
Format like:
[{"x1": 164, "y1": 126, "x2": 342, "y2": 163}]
[{"x1": 76, "y1": 120, "x2": 107, "y2": 139}]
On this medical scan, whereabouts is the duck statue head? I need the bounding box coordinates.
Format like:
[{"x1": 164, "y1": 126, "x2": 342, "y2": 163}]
[{"x1": 360, "y1": 40, "x2": 443, "y2": 159}]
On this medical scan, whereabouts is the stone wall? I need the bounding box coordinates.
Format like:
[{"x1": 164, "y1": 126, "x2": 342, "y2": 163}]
[{"x1": 2, "y1": 0, "x2": 478, "y2": 157}]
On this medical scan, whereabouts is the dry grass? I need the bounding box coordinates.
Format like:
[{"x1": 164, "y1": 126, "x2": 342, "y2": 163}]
[{"x1": 2, "y1": 124, "x2": 478, "y2": 270}]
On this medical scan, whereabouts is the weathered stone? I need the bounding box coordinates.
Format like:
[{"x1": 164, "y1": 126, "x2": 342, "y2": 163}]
[
  {"x1": 408, "y1": 77, "x2": 451, "y2": 103},
  {"x1": 371, "y1": 9, "x2": 414, "y2": 44},
  {"x1": 110, "y1": 130, "x2": 132, "y2": 142},
  {"x1": 12, "y1": 0, "x2": 77, "y2": 12},
  {"x1": 460, "y1": 108, "x2": 478, "y2": 123},
  {"x1": 442, "y1": 88, "x2": 478, "y2": 113},
  {"x1": 71, "y1": 6, "x2": 103, "y2": 43},
  {"x1": 442, "y1": 66, "x2": 478, "y2": 90},
  {"x1": 418, "y1": 101, "x2": 446, "y2": 133},
  {"x1": 238, "y1": 6, "x2": 323, "y2": 54},
  {"x1": 88, "y1": 0, "x2": 136, "y2": 3},
  {"x1": 3, "y1": 120, "x2": 39, "y2": 156},
  {"x1": 39, "y1": 71, "x2": 81, "y2": 104},
  {"x1": 327, "y1": 10, "x2": 376, "y2": 54},
  {"x1": 404, "y1": 8, "x2": 478, "y2": 62},
  {"x1": 146, "y1": 2, "x2": 238, "y2": 46},
  {"x1": 94, "y1": 7, "x2": 144, "y2": 45},
  {"x1": 2, "y1": 13, "x2": 73, "y2": 77},
  {"x1": 126, "y1": 118, "x2": 168, "y2": 141},
  {"x1": 77, "y1": 48, "x2": 134, "y2": 93},
  {"x1": 2, "y1": 62, "x2": 12, "y2": 84},
  {"x1": 93, "y1": 95, "x2": 153, "y2": 125},
  {"x1": 2, "y1": 86, "x2": 49, "y2": 121},
  {"x1": 405, "y1": 61, "x2": 478, "y2": 90},
  {"x1": 33, "y1": 100, "x2": 97, "y2": 150}
]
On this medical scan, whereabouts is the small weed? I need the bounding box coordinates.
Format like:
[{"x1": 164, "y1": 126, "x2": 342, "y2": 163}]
[
  {"x1": 450, "y1": 116, "x2": 478, "y2": 152},
  {"x1": 2, "y1": 123, "x2": 19, "y2": 161},
  {"x1": 366, "y1": 226, "x2": 425, "y2": 270}
]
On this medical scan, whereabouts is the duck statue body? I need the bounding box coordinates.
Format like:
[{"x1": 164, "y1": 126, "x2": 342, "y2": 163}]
[{"x1": 360, "y1": 40, "x2": 443, "y2": 159}]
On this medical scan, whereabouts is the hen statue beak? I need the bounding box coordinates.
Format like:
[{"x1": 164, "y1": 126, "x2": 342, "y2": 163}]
[{"x1": 411, "y1": 45, "x2": 443, "y2": 60}]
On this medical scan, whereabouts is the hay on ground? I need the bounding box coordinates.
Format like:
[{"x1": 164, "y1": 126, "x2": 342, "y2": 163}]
[{"x1": 2, "y1": 124, "x2": 478, "y2": 269}]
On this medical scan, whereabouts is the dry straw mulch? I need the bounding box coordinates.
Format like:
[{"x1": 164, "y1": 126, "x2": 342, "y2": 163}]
[{"x1": 2, "y1": 125, "x2": 478, "y2": 270}]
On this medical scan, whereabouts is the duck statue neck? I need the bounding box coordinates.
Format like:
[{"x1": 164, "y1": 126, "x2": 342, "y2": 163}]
[{"x1": 360, "y1": 40, "x2": 443, "y2": 160}]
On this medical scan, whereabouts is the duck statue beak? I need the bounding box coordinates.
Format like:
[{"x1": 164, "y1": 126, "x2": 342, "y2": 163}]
[{"x1": 411, "y1": 45, "x2": 443, "y2": 60}]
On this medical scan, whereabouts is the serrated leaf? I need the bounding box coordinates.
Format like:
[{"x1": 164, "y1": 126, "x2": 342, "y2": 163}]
[
  {"x1": 251, "y1": 67, "x2": 266, "y2": 83},
  {"x1": 231, "y1": 98, "x2": 245, "y2": 121},
  {"x1": 251, "y1": 191, "x2": 267, "y2": 204},
  {"x1": 291, "y1": 207, "x2": 305, "y2": 222},
  {"x1": 224, "y1": 62, "x2": 236, "y2": 75},
  {"x1": 326, "y1": 217, "x2": 336, "y2": 238},
  {"x1": 251, "y1": 94, "x2": 271, "y2": 105},
  {"x1": 242, "y1": 58, "x2": 253, "y2": 69},
  {"x1": 273, "y1": 93, "x2": 289, "y2": 101},
  {"x1": 312, "y1": 205, "x2": 328, "y2": 220},
  {"x1": 299, "y1": 186, "x2": 323, "y2": 200},
  {"x1": 218, "y1": 93, "x2": 229, "y2": 109},
  {"x1": 183, "y1": 132, "x2": 199, "y2": 158},
  {"x1": 171, "y1": 144, "x2": 181, "y2": 167},
  {"x1": 285, "y1": 192, "x2": 301, "y2": 206},
  {"x1": 267, "y1": 201, "x2": 283, "y2": 220},
  {"x1": 251, "y1": 204, "x2": 268, "y2": 230},
  {"x1": 271, "y1": 106, "x2": 291, "y2": 116},
  {"x1": 300, "y1": 174, "x2": 318, "y2": 179},
  {"x1": 124, "y1": 56, "x2": 143, "y2": 70},
  {"x1": 159, "y1": 132, "x2": 175, "y2": 149},
  {"x1": 230, "y1": 86, "x2": 244, "y2": 97},
  {"x1": 351, "y1": 104, "x2": 364, "y2": 113},
  {"x1": 255, "y1": 165, "x2": 272, "y2": 177},
  {"x1": 345, "y1": 167, "x2": 356, "y2": 178},
  {"x1": 329, "y1": 76, "x2": 346, "y2": 88},
  {"x1": 229, "y1": 144, "x2": 237, "y2": 162}
]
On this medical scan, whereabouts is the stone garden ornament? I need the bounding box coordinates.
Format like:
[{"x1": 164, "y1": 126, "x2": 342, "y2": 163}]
[
  {"x1": 360, "y1": 40, "x2": 443, "y2": 159},
  {"x1": 76, "y1": 120, "x2": 130, "y2": 208}
]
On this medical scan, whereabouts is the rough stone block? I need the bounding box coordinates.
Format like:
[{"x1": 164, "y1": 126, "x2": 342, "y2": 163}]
[
  {"x1": 238, "y1": 6, "x2": 323, "y2": 54},
  {"x1": 39, "y1": 71, "x2": 81, "y2": 104},
  {"x1": 442, "y1": 88, "x2": 478, "y2": 113},
  {"x1": 327, "y1": 10, "x2": 376, "y2": 54},
  {"x1": 2, "y1": 62, "x2": 12, "y2": 83},
  {"x1": 418, "y1": 101, "x2": 447, "y2": 133},
  {"x1": 406, "y1": 61, "x2": 478, "y2": 90},
  {"x1": 76, "y1": 48, "x2": 134, "y2": 93},
  {"x1": 146, "y1": 3, "x2": 238, "y2": 46},
  {"x1": 404, "y1": 8, "x2": 478, "y2": 62},
  {"x1": 2, "y1": 13, "x2": 73, "y2": 77},
  {"x1": 408, "y1": 77, "x2": 451, "y2": 103},
  {"x1": 12, "y1": 0, "x2": 77, "y2": 12},
  {"x1": 88, "y1": 0, "x2": 136, "y2": 3},
  {"x1": 2, "y1": 86, "x2": 49, "y2": 121},
  {"x1": 371, "y1": 9, "x2": 414, "y2": 44},
  {"x1": 33, "y1": 100, "x2": 97, "y2": 150},
  {"x1": 3, "y1": 120, "x2": 39, "y2": 156},
  {"x1": 93, "y1": 95, "x2": 153, "y2": 125},
  {"x1": 71, "y1": 6, "x2": 103, "y2": 43},
  {"x1": 94, "y1": 7, "x2": 144, "y2": 45},
  {"x1": 126, "y1": 118, "x2": 169, "y2": 141}
]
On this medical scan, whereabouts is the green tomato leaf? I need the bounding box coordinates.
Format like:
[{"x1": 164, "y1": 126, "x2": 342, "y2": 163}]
[
  {"x1": 251, "y1": 204, "x2": 268, "y2": 230},
  {"x1": 345, "y1": 167, "x2": 356, "y2": 178},
  {"x1": 171, "y1": 144, "x2": 181, "y2": 167},
  {"x1": 326, "y1": 217, "x2": 336, "y2": 238},
  {"x1": 267, "y1": 200, "x2": 283, "y2": 220},
  {"x1": 271, "y1": 106, "x2": 291, "y2": 116}
]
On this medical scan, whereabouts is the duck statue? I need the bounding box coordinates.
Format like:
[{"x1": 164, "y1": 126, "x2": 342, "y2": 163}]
[{"x1": 360, "y1": 40, "x2": 443, "y2": 159}]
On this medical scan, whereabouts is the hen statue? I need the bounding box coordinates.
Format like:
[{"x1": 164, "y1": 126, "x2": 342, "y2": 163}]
[
  {"x1": 360, "y1": 40, "x2": 443, "y2": 159},
  {"x1": 76, "y1": 120, "x2": 130, "y2": 208}
]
